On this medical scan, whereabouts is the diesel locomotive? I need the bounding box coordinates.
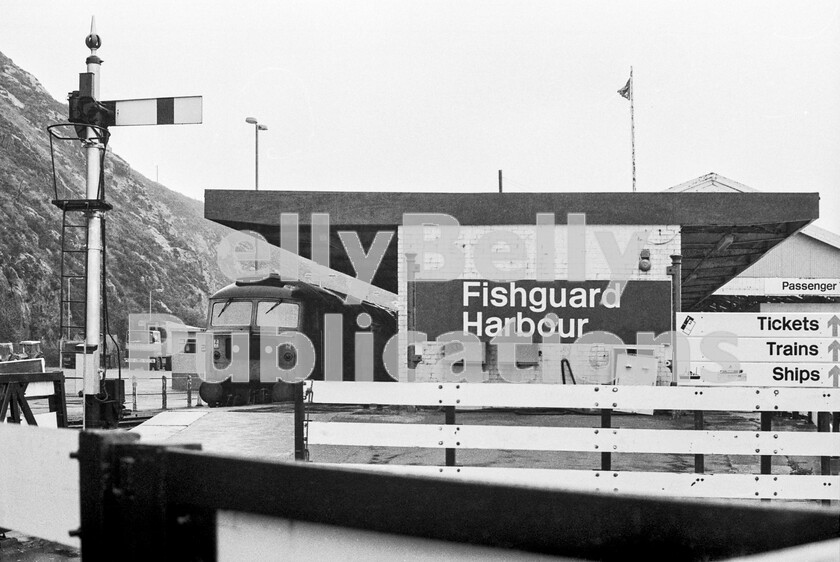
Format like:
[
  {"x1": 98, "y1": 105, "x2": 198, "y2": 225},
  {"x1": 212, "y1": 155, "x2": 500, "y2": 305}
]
[{"x1": 198, "y1": 274, "x2": 396, "y2": 406}]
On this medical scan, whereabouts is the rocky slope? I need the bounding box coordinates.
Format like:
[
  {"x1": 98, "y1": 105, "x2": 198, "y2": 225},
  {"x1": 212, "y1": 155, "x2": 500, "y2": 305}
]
[{"x1": 0, "y1": 50, "x2": 231, "y2": 364}]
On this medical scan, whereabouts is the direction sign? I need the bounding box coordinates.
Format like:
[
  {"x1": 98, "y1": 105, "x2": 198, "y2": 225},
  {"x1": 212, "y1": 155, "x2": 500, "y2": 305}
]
[
  {"x1": 686, "y1": 337, "x2": 840, "y2": 364},
  {"x1": 684, "y1": 362, "x2": 839, "y2": 388},
  {"x1": 678, "y1": 313, "x2": 840, "y2": 338},
  {"x1": 676, "y1": 312, "x2": 840, "y2": 387}
]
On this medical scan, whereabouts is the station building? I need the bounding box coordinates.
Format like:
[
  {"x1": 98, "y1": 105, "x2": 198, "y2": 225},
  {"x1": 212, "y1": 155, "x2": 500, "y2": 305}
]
[{"x1": 205, "y1": 173, "x2": 825, "y2": 386}]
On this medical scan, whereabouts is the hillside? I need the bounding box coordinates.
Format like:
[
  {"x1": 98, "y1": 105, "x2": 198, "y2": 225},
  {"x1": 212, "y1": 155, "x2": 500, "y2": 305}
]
[{"x1": 0, "y1": 50, "x2": 231, "y2": 364}]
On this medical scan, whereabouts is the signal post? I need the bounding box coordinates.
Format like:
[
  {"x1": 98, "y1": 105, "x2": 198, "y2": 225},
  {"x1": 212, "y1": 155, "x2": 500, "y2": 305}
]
[{"x1": 55, "y1": 18, "x2": 202, "y2": 428}]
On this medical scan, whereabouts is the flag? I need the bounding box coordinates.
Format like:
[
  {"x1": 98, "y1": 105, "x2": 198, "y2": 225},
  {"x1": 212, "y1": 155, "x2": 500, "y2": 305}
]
[{"x1": 618, "y1": 77, "x2": 632, "y2": 100}]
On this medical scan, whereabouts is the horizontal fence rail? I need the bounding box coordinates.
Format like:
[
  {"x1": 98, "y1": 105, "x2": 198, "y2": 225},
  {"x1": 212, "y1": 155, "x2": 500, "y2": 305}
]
[
  {"x1": 302, "y1": 381, "x2": 840, "y2": 412},
  {"x1": 331, "y1": 464, "x2": 838, "y2": 501},
  {"x1": 308, "y1": 422, "x2": 839, "y2": 456}
]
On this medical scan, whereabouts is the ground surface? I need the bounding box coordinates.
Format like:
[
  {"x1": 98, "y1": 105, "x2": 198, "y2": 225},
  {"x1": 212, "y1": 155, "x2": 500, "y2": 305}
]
[{"x1": 0, "y1": 532, "x2": 80, "y2": 562}]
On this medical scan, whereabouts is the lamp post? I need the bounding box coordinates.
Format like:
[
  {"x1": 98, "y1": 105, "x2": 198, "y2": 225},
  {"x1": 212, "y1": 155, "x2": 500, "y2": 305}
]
[{"x1": 245, "y1": 117, "x2": 268, "y2": 190}]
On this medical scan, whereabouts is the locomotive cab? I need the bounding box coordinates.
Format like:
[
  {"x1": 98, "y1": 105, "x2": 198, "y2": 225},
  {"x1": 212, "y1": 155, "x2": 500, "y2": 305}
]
[
  {"x1": 201, "y1": 280, "x2": 310, "y2": 405},
  {"x1": 198, "y1": 274, "x2": 394, "y2": 407}
]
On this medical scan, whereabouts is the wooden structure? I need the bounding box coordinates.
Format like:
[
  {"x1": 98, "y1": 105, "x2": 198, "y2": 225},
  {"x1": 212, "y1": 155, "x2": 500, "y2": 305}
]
[
  {"x1": 0, "y1": 365, "x2": 68, "y2": 427},
  {"x1": 0, "y1": 421, "x2": 836, "y2": 560},
  {"x1": 295, "y1": 381, "x2": 840, "y2": 502}
]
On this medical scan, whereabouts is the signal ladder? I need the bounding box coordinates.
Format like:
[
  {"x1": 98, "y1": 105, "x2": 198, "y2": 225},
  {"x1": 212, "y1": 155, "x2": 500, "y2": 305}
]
[{"x1": 48, "y1": 124, "x2": 113, "y2": 368}]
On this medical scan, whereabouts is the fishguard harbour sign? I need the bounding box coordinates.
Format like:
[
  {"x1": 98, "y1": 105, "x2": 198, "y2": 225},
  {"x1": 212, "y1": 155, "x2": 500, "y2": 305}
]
[{"x1": 676, "y1": 312, "x2": 840, "y2": 387}]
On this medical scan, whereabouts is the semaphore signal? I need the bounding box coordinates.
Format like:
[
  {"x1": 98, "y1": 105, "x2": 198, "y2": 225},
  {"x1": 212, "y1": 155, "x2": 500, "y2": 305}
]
[{"x1": 52, "y1": 16, "x2": 202, "y2": 429}]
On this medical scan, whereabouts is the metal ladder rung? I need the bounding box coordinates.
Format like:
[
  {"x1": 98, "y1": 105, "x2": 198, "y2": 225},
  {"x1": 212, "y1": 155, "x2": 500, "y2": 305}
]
[{"x1": 59, "y1": 208, "x2": 90, "y2": 340}]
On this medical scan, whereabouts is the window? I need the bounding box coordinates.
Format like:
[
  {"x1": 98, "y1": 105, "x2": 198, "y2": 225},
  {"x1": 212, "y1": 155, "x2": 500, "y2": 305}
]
[
  {"x1": 256, "y1": 301, "x2": 300, "y2": 328},
  {"x1": 211, "y1": 300, "x2": 253, "y2": 326}
]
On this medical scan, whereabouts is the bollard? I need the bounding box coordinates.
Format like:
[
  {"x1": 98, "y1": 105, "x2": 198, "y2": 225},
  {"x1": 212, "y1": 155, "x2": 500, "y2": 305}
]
[
  {"x1": 161, "y1": 376, "x2": 167, "y2": 410},
  {"x1": 132, "y1": 377, "x2": 137, "y2": 411},
  {"x1": 187, "y1": 375, "x2": 192, "y2": 408}
]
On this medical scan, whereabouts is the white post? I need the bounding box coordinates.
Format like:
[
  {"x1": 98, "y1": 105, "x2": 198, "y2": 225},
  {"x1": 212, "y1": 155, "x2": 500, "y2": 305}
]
[
  {"x1": 82, "y1": 18, "x2": 104, "y2": 411},
  {"x1": 255, "y1": 122, "x2": 259, "y2": 191},
  {"x1": 629, "y1": 66, "x2": 636, "y2": 193}
]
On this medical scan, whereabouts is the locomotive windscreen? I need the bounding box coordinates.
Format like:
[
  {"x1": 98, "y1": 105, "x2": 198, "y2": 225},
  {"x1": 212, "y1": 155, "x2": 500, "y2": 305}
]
[
  {"x1": 256, "y1": 302, "x2": 299, "y2": 328},
  {"x1": 211, "y1": 300, "x2": 252, "y2": 326}
]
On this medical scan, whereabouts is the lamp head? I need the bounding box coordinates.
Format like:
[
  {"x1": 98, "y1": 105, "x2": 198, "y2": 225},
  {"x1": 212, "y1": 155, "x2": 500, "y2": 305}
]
[
  {"x1": 714, "y1": 234, "x2": 735, "y2": 253},
  {"x1": 245, "y1": 117, "x2": 258, "y2": 124}
]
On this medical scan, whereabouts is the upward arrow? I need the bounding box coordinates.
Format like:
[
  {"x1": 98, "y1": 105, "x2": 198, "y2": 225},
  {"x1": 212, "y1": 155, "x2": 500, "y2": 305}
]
[
  {"x1": 830, "y1": 366, "x2": 840, "y2": 388},
  {"x1": 828, "y1": 315, "x2": 840, "y2": 337},
  {"x1": 830, "y1": 340, "x2": 840, "y2": 362}
]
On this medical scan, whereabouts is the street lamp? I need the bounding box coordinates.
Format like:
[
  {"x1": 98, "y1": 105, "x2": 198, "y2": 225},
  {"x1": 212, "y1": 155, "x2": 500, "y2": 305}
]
[{"x1": 245, "y1": 117, "x2": 268, "y2": 190}]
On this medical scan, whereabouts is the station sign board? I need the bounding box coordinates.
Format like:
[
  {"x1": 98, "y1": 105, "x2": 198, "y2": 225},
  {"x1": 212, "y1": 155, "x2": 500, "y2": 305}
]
[
  {"x1": 715, "y1": 277, "x2": 840, "y2": 297},
  {"x1": 766, "y1": 278, "x2": 840, "y2": 296},
  {"x1": 413, "y1": 280, "x2": 671, "y2": 345},
  {"x1": 676, "y1": 312, "x2": 840, "y2": 387}
]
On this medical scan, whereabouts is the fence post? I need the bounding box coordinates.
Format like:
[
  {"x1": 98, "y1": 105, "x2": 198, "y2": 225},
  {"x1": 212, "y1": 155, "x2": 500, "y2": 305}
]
[
  {"x1": 445, "y1": 406, "x2": 457, "y2": 467},
  {"x1": 818, "y1": 412, "x2": 831, "y2": 507},
  {"x1": 600, "y1": 408, "x2": 611, "y2": 471},
  {"x1": 187, "y1": 375, "x2": 192, "y2": 408},
  {"x1": 294, "y1": 383, "x2": 306, "y2": 460},
  {"x1": 760, "y1": 412, "x2": 772, "y2": 503},
  {"x1": 76, "y1": 430, "x2": 141, "y2": 560},
  {"x1": 667, "y1": 254, "x2": 682, "y2": 386},
  {"x1": 694, "y1": 411, "x2": 704, "y2": 473},
  {"x1": 161, "y1": 376, "x2": 167, "y2": 410}
]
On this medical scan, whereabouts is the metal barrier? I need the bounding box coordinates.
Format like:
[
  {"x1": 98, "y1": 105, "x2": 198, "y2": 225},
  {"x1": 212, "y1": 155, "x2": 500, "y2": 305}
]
[
  {"x1": 295, "y1": 381, "x2": 840, "y2": 503},
  {"x1": 127, "y1": 374, "x2": 199, "y2": 411}
]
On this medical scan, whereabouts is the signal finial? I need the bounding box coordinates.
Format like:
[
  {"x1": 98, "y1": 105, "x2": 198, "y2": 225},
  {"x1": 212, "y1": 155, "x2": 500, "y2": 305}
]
[{"x1": 85, "y1": 16, "x2": 101, "y2": 51}]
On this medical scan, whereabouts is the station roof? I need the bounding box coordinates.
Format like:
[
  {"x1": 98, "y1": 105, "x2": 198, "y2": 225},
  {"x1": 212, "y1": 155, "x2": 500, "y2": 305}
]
[
  {"x1": 668, "y1": 172, "x2": 837, "y2": 311},
  {"x1": 205, "y1": 187, "x2": 819, "y2": 311}
]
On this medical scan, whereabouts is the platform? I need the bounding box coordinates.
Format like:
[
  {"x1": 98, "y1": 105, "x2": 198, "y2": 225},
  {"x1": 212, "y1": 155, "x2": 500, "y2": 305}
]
[{"x1": 131, "y1": 404, "x2": 299, "y2": 461}]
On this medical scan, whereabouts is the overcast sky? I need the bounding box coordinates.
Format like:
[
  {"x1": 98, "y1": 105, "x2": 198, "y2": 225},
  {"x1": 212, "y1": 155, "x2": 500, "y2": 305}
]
[{"x1": 2, "y1": 1, "x2": 839, "y2": 230}]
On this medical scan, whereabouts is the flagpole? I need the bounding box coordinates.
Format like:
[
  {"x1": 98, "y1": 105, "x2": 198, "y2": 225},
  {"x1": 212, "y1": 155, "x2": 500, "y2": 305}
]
[{"x1": 630, "y1": 66, "x2": 636, "y2": 193}]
